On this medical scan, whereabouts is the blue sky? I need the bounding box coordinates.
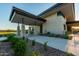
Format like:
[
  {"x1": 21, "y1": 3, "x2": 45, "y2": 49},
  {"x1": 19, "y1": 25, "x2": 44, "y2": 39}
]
[{"x1": 0, "y1": 3, "x2": 79, "y2": 30}]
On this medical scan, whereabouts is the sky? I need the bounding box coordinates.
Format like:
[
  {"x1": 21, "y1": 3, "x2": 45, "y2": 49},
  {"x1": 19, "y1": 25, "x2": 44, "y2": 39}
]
[
  {"x1": 0, "y1": 3, "x2": 79, "y2": 30},
  {"x1": 0, "y1": 3, "x2": 55, "y2": 30}
]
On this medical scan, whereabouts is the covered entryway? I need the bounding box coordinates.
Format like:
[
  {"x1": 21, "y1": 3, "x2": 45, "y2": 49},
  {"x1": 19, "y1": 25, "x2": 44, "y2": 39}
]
[
  {"x1": 9, "y1": 7, "x2": 46, "y2": 38},
  {"x1": 66, "y1": 21, "x2": 79, "y2": 34}
]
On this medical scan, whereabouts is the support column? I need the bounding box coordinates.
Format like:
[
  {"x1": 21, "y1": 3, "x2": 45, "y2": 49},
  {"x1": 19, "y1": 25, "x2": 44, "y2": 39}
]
[
  {"x1": 28, "y1": 26, "x2": 31, "y2": 35},
  {"x1": 21, "y1": 24, "x2": 26, "y2": 38},
  {"x1": 40, "y1": 24, "x2": 43, "y2": 34},
  {"x1": 21, "y1": 18, "x2": 26, "y2": 39},
  {"x1": 17, "y1": 23, "x2": 20, "y2": 37}
]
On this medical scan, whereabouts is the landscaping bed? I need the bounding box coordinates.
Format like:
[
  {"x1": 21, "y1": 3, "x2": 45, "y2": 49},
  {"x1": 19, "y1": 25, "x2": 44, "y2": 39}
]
[
  {"x1": 39, "y1": 32, "x2": 69, "y2": 39},
  {"x1": 26, "y1": 39, "x2": 74, "y2": 56},
  {"x1": 0, "y1": 35, "x2": 74, "y2": 56},
  {"x1": 0, "y1": 42, "x2": 14, "y2": 56}
]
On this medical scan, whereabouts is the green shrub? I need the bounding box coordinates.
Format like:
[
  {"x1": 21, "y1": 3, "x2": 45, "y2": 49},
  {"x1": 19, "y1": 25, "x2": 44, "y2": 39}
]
[
  {"x1": 25, "y1": 49, "x2": 32, "y2": 56},
  {"x1": 64, "y1": 32, "x2": 69, "y2": 39},
  {"x1": 2, "y1": 35, "x2": 16, "y2": 42},
  {"x1": 32, "y1": 40, "x2": 35, "y2": 46},
  {"x1": 65, "y1": 52, "x2": 74, "y2": 56},
  {"x1": 64, "y1": 35, "x2": 69, "y2": 39},
  {"x1": 5, "y1": 35, "x2": 27, "y2": 56},
  {"x1": 22, "y1": 36, "x2": 25, "y2": 40},
  {"x1": 7, "y1": 36, "x2": 19, "y2": 44},
  {"x1": 46, "y1": 32, "x2": 51, "y2": 35},
  {"x1": 32, "y1": 51, "x2": 40, "y2": 56},
  {"x1": 44, "y1": 41, "x2": 48, "y2": 51},
  {"x1": 13, "y1": 39, "x2": 27, "y2": 56}
]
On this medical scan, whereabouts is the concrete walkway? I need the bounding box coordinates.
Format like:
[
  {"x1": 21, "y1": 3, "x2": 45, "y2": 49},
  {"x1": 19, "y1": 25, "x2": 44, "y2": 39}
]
[
  {"x1": 67, "y1": 34, "x2": 79, "y2": 56},
  {"x1": 28, "y1": 36, "x2": 69, "y2": 52},
  {"x1": 28, "y1": 35, "x2": 79, "y2": 55}
]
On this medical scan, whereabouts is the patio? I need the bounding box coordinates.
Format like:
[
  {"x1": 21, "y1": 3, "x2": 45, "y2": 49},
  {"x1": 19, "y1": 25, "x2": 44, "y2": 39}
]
[{"x1": 67, "y1": 34, "x2": 79, "y2": 56}]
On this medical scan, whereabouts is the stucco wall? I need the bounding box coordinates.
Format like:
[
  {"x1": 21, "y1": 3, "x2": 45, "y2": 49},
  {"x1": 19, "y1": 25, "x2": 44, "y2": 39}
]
[
  {"x1": 33, "y1": 13, "x2": 66, "y2": 35},
  {"x1": 33, "y1": 26, "x2": 40, "y2": 35},
  {"x1": 43, "y1": 13, "x2": 66, "y2": 35}
]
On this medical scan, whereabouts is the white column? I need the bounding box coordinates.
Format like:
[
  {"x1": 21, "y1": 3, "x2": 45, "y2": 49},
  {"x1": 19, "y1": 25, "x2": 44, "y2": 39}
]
[
  {"x1": 28, "y1": 26, "x2": 31, "y2": 35},
  {"x1": 21, "y1": 24, "x2": 26, "y2": 38},
  {"x1": 17, "y1": 23, "x2": 20, "y2": 37}
]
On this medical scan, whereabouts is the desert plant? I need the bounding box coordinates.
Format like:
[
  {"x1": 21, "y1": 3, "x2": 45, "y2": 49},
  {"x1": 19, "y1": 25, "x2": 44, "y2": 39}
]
[
  {"x1": 2, "y1": 35, "x2": 28, "y2": 56},
  {"x1": 65, "y1": 52, "x2": 74, "y2": 56},
  {"x1": 44, "y1": 41, "x2": 48, "y2": 51},
  {"x1": 32, "y1": 40, "x2": 36, "y2": 46},
  {"x1": 2, "y1": 35, "x2": 18, "y2": 42},
  {"x1": 47, "y1": 32, "x2": 51, "y2": 35},
  {"x1": 64, "y1": 32, "x2": 69, "y2": 39},
  {"x1": 32, "y1": 51, "x2": 40, "y2": 56}
]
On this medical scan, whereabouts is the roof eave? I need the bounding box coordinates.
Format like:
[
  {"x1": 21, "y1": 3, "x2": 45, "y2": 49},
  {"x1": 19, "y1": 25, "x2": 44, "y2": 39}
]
[
  {"x1": 9, "y1": 7, "x2": 46, "y2": 22},
  {"x1": 38, "y1": 3, "x2": 63, "y2": 17}
]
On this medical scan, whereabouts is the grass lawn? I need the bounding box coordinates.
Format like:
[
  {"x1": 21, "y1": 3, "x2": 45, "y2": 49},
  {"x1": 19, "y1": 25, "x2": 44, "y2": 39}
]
[
  {"x1": 0, "y1": 32, "x2": 15, "y2": 35},
  {"x1": 0, "y1": 32, "x2": 14, "y2": 35}
]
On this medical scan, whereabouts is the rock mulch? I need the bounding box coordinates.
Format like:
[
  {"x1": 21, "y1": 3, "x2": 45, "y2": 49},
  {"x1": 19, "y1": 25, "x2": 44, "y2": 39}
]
[
  {"x1": 27, "y1": 40, "x2": 74, "y2": 56},
  {"x1": 0, "y1": 39, "x2": 74, "y2": 56},
  {"x1": 0, "y1": 42, "x2": 14, "y2": 56}
]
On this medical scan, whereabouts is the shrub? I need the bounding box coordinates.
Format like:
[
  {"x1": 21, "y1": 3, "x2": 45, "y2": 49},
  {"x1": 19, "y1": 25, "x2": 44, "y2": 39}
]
[
  {"x1": 46, "y1": 32, "x2": 51, "y2": 35},
  {"x1": 64, "y1": 35, "x2": 69, "y2": 39},
  {"x1": 13, "y1": 39, "x2": 27, "y2": 56},
  {"x1": 22, "y1": 36, "x2": 25, "y2": 40},
  {"x1": 64, "y1": 32, "x2": 69, "y2": 39},
  {"x1": 7, "y1": 36, "x2": 19, "y2": 44},
  {"x1": 65, "y1": 52, "x2": 74, "y2": 56},
  {"x1": 5, "y1": 35, "x2": 27, "y2": 56},
  {"x1": 44, "y1": 41, "x2": 48, "y2": 51},
  {"x1": 32, "y1": 51, "x2": 40, "y2": 56},
  {"x1": 2, "y1": 35, "x2": 16, "y2": 42},
  {"x1": 25, "y1": 49, "x2": 32, "y2": 56},
  {"x1": 32, "y1": 40, "x2": 35, "y2": 46}
]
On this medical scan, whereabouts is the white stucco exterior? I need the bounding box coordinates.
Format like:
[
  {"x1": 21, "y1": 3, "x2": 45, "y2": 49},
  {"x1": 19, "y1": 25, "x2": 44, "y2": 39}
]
[
  {"x1": 43, "y1": 13, "x2": 66, "y2": 35},
  {"x1": 33, "y1": 26, "x2": 40, "y2": 35},
  {"x1": 32, "y1": 13, "x2": 66, "y2": 35},
  {"x1": 20, "y1": 24, "x2": 26, "y2": 37}
]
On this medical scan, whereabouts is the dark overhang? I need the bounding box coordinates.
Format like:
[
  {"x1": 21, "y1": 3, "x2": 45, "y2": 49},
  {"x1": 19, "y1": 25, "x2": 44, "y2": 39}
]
[
  {"x1": 38, "y1": 3, "x2": 75, "y2": 22},
  {"x1": 66, "y1": 21, "x2": 79, "y2": 24},
  {"x1": 38, "y1": 3, "x2": 63, "y2": 16}
]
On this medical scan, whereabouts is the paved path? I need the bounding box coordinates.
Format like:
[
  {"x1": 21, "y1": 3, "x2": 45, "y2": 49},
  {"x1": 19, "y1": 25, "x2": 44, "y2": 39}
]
[
  {"x1": 28, "y1": 35, "x2": 79, "y2": 56},
  {"x1": 28, "y1": 36, "x2": 69, "y2": 52},
  {"x1": 0, "y1": 42, "x2": 14, "y2": 56},
  {"x1": 67, "y1": 34, "x2": 79, "y2": 56}
]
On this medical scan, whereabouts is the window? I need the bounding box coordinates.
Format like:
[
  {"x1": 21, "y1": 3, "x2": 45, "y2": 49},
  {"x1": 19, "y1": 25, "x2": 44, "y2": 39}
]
[
  {"x1": 64, "y1": 24, "x2": 66, "y2": 30},
  {"x1": 57, "y1": 11, "x2": 65, "y2": 18}
]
